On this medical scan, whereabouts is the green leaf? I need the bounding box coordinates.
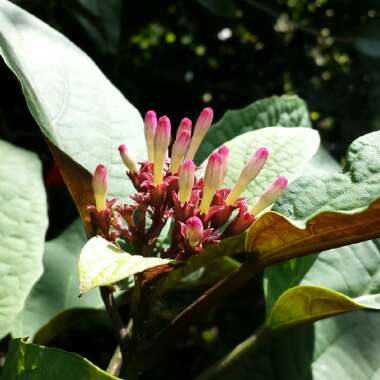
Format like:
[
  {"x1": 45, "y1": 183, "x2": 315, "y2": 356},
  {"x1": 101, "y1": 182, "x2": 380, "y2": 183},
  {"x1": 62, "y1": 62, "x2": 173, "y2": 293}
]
[
  {"x1": 0, "y1": 139, "x2": 48, "y2": 339},
  {"x1": 246, "y1": 131, "x2": 380, "y2": 267},
  {"x1": 218, "y1": 129, "x2": 380, "y2": 379},
  {"x1": 196, "y1": 95, "x2": 311, "y2": 163},
  {"x1": 267, "y1": 285, "x2": 380, "y2": 331},
  {"x1": 1, "y1": 338, "x2": 120, "y2": 380},
  {"x1": 78, "y1": 236, "x2": 173, "y2": 294},
  {"x1": 216, "y1": 126, "x2": 320, "y2": 205},
  {"x1": 218, "y1": 240, "x2": 380, "y2": 380},
  {"x1": 11, "y1": 220, "x2": 103, "y2": 343},
  {"x1": 0, "y1": 0, "x2": 145, "y2": 201}
]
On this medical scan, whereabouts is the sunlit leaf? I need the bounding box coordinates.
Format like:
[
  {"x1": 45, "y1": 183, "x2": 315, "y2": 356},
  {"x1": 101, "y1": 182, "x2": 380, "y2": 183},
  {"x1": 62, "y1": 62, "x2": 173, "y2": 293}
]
[
  {"x1": 2, "y1": 338, "x2": 120, "y2": 380},
  {"x1": 78, "y1": 236, "x2": 173, "y2": 294}
]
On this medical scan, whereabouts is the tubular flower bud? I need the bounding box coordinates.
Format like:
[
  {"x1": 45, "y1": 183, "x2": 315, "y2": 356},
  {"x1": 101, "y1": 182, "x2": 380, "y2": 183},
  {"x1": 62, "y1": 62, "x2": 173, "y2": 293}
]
[
  {"x1": 200, "y1": 152, "x2": 223, "y2": 213},
  {"x1": 218, "y1": 145, "x2": 230, "y2": 179},
  {"x1": 153, "y1": 116, "x2": 171, "y2": 185},
  {"x1": 176, "y1": 117, "x2": 192, "y2": 138},
  {"x1": 169, "y1": 131, "x2": 191, "y2": 174},
  {"x1": 92, "y1": 164, "x2": 108, "y2": 211},
  {"x1": 225, "y1": 147, "x2": 269, "y2": 206},
  {"x1": 118, "y1": 144, "x2": 138, "y2": 173},
  {"x1": 184, "y1": 216, "x2": 204, "y2": 247},
  {"x1": 250, "y1": 176, "x2": 288, "y2": 215},
  {"x1": 178, "y1": 160, "x2": 196, "y2": 203},
  {"x1": 185, "y1": 107, "x2": 213, "y2": 160},
  {"x1": 144, "y1": 110, "x2": 157, "y2": 162}
]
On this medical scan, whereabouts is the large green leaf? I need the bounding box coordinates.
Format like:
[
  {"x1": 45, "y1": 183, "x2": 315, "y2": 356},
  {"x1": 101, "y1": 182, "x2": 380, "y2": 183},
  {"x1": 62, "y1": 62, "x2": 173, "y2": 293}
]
[
  {"x1": 0, "y1": 140, "x2": 48, "y2": 339},
  {"x1": 11, "y1": 220, "x2": 103, "y2": 342},
  {"x1": 210, "y1": 133, "x2": 380, "y2": 380},
  {"x1": 267, "y1": 285, "x2": 380, "y2": 331},
  {"x1": 217, "y1": 126, "x2": 320, "y2": 205},
  {"x1": 1, "y1": 338, "x2": 120, "y2": 380},
  {"x1": 79, "y1": 236, "x2": 173, "y2": 294},
  {"x1": 246, "y1": 131, "x2": 380, "y2": 266},
  {"x1": 0, "y1": 0, "x2": 145, "y2": 201},
  {"x1": 216, "y1": 239, "x2": 380, "y2": 380},
  {"x1": 196, "y1": 95, "x2": 311, "y2": 163}
]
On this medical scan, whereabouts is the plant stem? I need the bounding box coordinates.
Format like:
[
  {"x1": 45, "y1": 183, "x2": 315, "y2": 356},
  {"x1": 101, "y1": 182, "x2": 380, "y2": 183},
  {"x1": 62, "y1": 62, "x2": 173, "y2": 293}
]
[
  {"x1": 100, "y1": 286, "x2": 129, "y2": 372},
  {"x1": 142, "y1": 260, "x2": 263, "y2": 369},
  {"x1": 194, "y1": 325, "x2": 271, "y2": 380},
  {"x1": 107, "y1": 346, "x2": 122, "y2": 376},
  {"x1": 106, "y1": 319, "x2": 133, "y2": 377}
]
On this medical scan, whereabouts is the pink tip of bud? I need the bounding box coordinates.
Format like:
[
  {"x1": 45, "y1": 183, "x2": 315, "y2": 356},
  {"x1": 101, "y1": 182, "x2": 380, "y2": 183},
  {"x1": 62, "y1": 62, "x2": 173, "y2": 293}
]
[
  {"x1": 144, "y1": 110, "x2": 157, "y2": 162},
  {"x1": 208, "y1": 152, "x2": 223, "y2": 165},
  {"x1": 94, "y1": 164, "x2": 107, "y2": 180},
  {"x1": 185, "y1": 108, "x2": 214, "y2": 160},
  {"x1": 156, "y1": 116, "x2": 171, "y2": 138},
  {"x1": 255, "y1": 146, "x2": 269, "y2": 159},
  {"x1": 177, "y1": 117, "x2": 192, "y2": 137},
  {"x1": 145, "y1": 110, "x2": 157, "y2": 126},
  {"x1": 118, "y1": 144, "x2": 127, "y2": 154},
  {"x1": 182, "y1": 159, "x2": 196, "y2": 171},
  {"x1": 184, "y1": 216, "x2": 204, "y2": 247},
  {"x1": 274, "y1": 175, "x2": 288, "y2": 188},
  {"x1": 200, "y1": 107, "x2": 213, "y2": 121},
  {"x1": 218, "y1": 145, "x2": 230, "y2": 158},
  {"x1": 92, "y1": 164, "x2": 108, "y2": 211}
]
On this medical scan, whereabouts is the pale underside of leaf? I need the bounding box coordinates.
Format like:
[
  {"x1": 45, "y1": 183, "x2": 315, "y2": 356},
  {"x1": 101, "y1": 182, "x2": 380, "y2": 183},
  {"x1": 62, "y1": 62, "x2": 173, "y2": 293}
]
[
  {"x1": 0, "y1": 0, "x2": 145, "y2": 201},
  {"x1": 201, "y1": 127, "x2": 320, "y2": 205},
  {"x1": 0, "y1": 139, "x2": 48, "y2": 339},
  {"x1": 78, "y1": 236, "x2": 173, "y2": 294}
]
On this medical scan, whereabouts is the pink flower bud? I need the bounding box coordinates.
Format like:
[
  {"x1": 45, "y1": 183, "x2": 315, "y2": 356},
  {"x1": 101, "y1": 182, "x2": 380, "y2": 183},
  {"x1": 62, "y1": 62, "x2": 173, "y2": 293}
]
[
  {"x1": 92, "y1": 164, "x2": 108, "y2": 211},
  {"x1": 176, "y1": 117, "x2": 192, "y2": 138},
  {"x1": 218, "y1": 145, "x2": 230, "y2": 179},
  {"x1": 144, "y1": 110, "x2": 157, "y2": 162},
  {"x1": 118, "y1": 144, "x2": 138, "y2": 173},
  {"x1": 250, "y1": 176, "x2": 288, "y2": 215},
  {"x1": 169, "y1": 131, "x2": 191, "y2": 174},
  {"x1": 153, "y1": 116, "x2": 171, "y2": 185},
  {"x1": 185, "y1": 107, "x2": 213, "y2": 160},
  {"x1": 184, "y1": 216, "x2": 204, "y2": 247},
  {"x1": 226, "y1": 147, "x2": 269, "y2": 206},
  {"x1": 178, "y1": 160, "x2": 195, "y2": 203},
  {"x1": 200, "y1": 152, "x2": 223, "y2": 213}
]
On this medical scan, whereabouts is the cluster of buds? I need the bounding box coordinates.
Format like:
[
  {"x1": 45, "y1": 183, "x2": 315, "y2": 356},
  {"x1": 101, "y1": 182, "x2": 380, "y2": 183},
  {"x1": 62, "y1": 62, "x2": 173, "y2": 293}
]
[{"x1": 87, "y1": 108, "x2": 288, "y2": 260}]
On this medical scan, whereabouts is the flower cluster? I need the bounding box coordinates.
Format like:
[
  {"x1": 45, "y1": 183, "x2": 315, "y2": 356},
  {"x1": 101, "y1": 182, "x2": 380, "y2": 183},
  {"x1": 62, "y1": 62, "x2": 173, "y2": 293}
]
[{"x1": 87, "y1": 108, "x2": 288, "y2": 260}]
